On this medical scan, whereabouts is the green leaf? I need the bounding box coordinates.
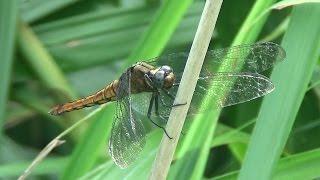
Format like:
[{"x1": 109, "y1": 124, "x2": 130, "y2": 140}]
[
  {"x1": 61, "y1": 105, "x2": 115, "y2": 179},
  {"x1": 17, "y1": 22, "x2": 86, "y2": 135},
  {"x1": 79, "y1": 130, "x2": 163, "y2": 180},
  {"x1": 20, "y1": 0, "x2": 80, "y2": 23},
  {"x1": 213, "y1": 148, "x2": 320, "y2": 180},
  {"x1": 128, "y1": 0, "x2": 194, "y2": 63},
  {"x1": 0, "y1": 1, "x2": 17, "y2": 134},
  {"x1": 32, "y1": 4, "x2": 203, "y2": 72},
  {"x1": 238, "y1": 4, "x2": 320, "y2": 180},
  {"x1": 0, "y1": 157, "x2": 67, "y2": 179},
  {"x1": 17, "y1": 23, "x2": 78, "y2": 100}
]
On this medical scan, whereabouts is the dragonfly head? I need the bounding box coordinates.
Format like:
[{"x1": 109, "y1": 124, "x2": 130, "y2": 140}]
[{"x1": 152, "y1": 65, "x2": 175, "y2": 89}]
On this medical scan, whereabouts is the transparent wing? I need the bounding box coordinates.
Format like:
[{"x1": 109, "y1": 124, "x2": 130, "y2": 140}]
[
  {"x1": 135, "y1": 42, "x2": 284, "y2": 117},
  {"x1": 108, "y1": 70, "x2": 146, "y2": 169},
  {"x1": 130, "y1": 93, "x2": 152, "y2": 115},
  {"x1": 146, "y1": 42, "x2": 286, "y2": 75},
  {"x1": 188, "y1": 72, "x2": 274, "y2": 114},
  {"x1": 131, "y1": 72, "x2": 274, "y2": 117}
]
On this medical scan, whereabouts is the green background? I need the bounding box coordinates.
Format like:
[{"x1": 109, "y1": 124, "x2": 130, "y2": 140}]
[{"x1": 1, "y1": 0, "x2": 320, "y2": 179}]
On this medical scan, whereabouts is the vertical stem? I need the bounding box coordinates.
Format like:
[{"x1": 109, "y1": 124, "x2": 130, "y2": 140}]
[{"x1": 148, "y1": 0, "x2": 223, "y2": 179}]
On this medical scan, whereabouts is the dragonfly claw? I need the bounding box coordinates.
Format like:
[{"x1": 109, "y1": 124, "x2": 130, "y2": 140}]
[
  {"x1": 165, "y1": 130, "x2": 173, "y2": 139},
  {"x1": 172, "y1": 102, "x2": 187, "y2": 107}
]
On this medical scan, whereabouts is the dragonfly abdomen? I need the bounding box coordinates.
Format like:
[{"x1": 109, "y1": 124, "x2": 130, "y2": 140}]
[{"x1": 49, "y1": 80, "x2": 118, "y2": 115}]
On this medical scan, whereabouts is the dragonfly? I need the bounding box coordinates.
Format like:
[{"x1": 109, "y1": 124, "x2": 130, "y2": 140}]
[{"x1": 49, "y1": 42, "x2": 286, "y2": 169}]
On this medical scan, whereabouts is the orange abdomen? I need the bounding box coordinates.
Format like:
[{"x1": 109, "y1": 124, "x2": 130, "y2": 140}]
[{"x1": 49, "y1": 80, "x2": 118, "y2": 115}]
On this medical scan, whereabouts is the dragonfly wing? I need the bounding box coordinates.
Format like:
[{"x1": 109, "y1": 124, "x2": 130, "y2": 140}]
[
  {"x1": 130, "y1": 93, "x2": 153, "y2": 116},
  {"x1": 203, "y1": 42, "x2": 286, "y2": 74},
  {"x1": 136, "y1": 42, "x2": 284, "y2": 117},
  {"x1": 187, "y1": 72, "x2": 274, "y2": 114},
  {"x1": 109, "y1": 70, "x2": 146, "y2": 169},
  {"x1": 146, "y1": 42, "x2": 285, "y2": 75},
  {"x1": 131, "y1": 72, "x2": 274, "y2": 117}
]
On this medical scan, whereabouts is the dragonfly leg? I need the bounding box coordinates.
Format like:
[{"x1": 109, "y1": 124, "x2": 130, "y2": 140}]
[
  {"x1": 159, "y1": 89, "x2": 176, "y2": 107},
  {"x1": 154, "y1": 93, "x2": 168, "y2": 123},
  {"x1": 160, "y1": 88, "x2": 187, "y2": 107},
  {"x1": 160, "y1": 88, "x2": 175, "y2": 100},
  {"x1": 145, "y1": 74, "x2": 184, "y2": 107},
  {"x1": 147, "y1": 92, "x2": 172, "y2": 139},
  {"x1": 172, "y1": 102, "x2": 187, "y2": 107},
  {"x1": 155, "y1": 92, "x2": 188, "y2": 136},
  {"x1": 158, "y1": 94, "x2": 172, "y2": 108}
]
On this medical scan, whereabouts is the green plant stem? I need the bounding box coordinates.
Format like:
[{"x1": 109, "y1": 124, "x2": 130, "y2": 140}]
[{"x1": 149, "y1": 0, "x2": 223, "y2": 179}]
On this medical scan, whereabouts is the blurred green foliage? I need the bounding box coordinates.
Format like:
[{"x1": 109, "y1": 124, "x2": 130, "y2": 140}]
[{"x1": 1, "y1": 0, "x2": 320, "y2": 179}]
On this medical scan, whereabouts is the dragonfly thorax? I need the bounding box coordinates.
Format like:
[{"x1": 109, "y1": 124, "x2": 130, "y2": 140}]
[{"x1": 149, "y1": 65, "x2": 175, "y2": 89}]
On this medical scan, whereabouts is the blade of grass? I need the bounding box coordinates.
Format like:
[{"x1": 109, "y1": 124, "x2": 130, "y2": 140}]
[
  {"x1": 0, "y1": 1, "x2": 17, "y2": 134},
  {"x1": 61, "y1": 104, "x2": 115, "y2": 180},
  {"x1": 270, "y1": 0, "x2": 320, "y2": 10},
  {"x1": 273, "y1": 149, "x2": 320, "y2": 180},
  {"x1": 258, "y1": 16, "x2": 290, "y2": 42},
  {"x1": 17, "y1": 22, "x2": 86, "y2": 137},
  {"x1": 17, "y1": 22, "x2": 78, "y2": 100},
  {"x1": 17, "y1": 103, "x2": 111, "y2": 179},
  {"x1": 19, "y1": 140, "x2": 65, "y2": 180},
  {"x1": 79, "y1": 123, "x2": 252, "y2": 180},
  {"x1": 211, "y1": 123, "x2": 252, "y2": 147},
  {"x1": 32, "y1": 3, "x2": 203, "y2": 72},
  {"x1": 227, "y1": 0, "x2": 280, "y2": 162},
  {"x1": 20, "y1": 0, "x2": 80, "y2": 23},
  {"x1": 12, "y1": 88, "x2": 68, "y2": 129},
  {"x1": 150, "y1": 0, "x2": 222, "y2": 179},
  {"x1": 167, "y1": 113, "x2": 220, "y2": 180},
  {"x1": 238, "y1": 4, "x2": 320, "y2": 180},
  {"x1": 78, "y1": 130, "x2": 163, "y2": 180},
  {"x1": 128, "y1": 0, "x2": 193, "y2": 63},
  {"x1": 214, "y1": 148, "x2": 320, "y2": 180},
  {"x1": 0, "y1": 157, "x2": 68, "y2": 178},
  {"x1": 232, "y1": 0, "x2": 279, "y2": 45},
  {"x1": 244, "y1": 0, "x2": 320, "y2": 40}
]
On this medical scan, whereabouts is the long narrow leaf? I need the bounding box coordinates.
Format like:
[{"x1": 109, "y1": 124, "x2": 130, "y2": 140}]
[
  {"x1": 214, "y1": 148, "x2": 320, "y2": 180},
  {"x1": 238, "y1": 4, "x2": 320, "y2": 180},
  {"x1": 128, "y1": 0, "x2": 193, "y2": 63},
  {"x1": 0, "y1": 1, "x2": 17, "y2": 134}
]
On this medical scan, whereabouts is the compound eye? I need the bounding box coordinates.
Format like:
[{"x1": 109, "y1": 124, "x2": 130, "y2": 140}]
[
  {"x1": 163, "y1": 72, "x2": 175, "y2": 89},
  {"x1": 154, "y1": 70, "x2": 165, "y2": 87}
]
